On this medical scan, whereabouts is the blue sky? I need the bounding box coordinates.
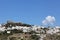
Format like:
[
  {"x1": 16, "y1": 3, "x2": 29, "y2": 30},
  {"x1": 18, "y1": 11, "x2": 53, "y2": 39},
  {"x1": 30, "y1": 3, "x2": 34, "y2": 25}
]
[{"x1": 0, "y1": 0, "x2": 60, "y2": 25}]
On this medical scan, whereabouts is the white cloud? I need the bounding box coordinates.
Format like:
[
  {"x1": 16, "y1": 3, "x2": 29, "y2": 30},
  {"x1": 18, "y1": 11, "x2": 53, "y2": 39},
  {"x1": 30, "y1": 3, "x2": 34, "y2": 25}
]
[
  {"x1": 42, "y1": 16, "x2": 56, "y2": 25},
  {"x1": 42, "y1": 20, "x2": 48, "y2": 25}
]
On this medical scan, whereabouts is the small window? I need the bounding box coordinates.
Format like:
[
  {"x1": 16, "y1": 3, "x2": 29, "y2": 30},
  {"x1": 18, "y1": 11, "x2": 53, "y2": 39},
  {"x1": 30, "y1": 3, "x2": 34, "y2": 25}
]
[{"x1": 25, "y1": 36, "x2": 28, "y2": 38}]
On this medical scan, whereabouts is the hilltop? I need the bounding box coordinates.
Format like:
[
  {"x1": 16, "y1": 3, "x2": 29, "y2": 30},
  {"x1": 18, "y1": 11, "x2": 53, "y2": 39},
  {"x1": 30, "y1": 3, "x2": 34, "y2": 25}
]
[{"x1": 0, "y1": 21, "x2": 60, "y2": 40}]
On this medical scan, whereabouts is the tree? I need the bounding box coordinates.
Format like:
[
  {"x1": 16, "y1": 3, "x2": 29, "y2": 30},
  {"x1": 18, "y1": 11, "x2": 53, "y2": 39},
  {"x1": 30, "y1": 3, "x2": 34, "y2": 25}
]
[{"x1": 30, "y1": 34, "x2": 40, "y2": 40}]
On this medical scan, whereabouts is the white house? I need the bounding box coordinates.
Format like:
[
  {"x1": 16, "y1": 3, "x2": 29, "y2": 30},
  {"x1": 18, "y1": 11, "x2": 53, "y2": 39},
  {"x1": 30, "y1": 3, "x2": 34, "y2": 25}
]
[
  {"x1": 0, "y1": 27, "x2": 6, "y2": 32},
  {"x1": 47, "y1": 27, "x2": 60, "y2": 34}
]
